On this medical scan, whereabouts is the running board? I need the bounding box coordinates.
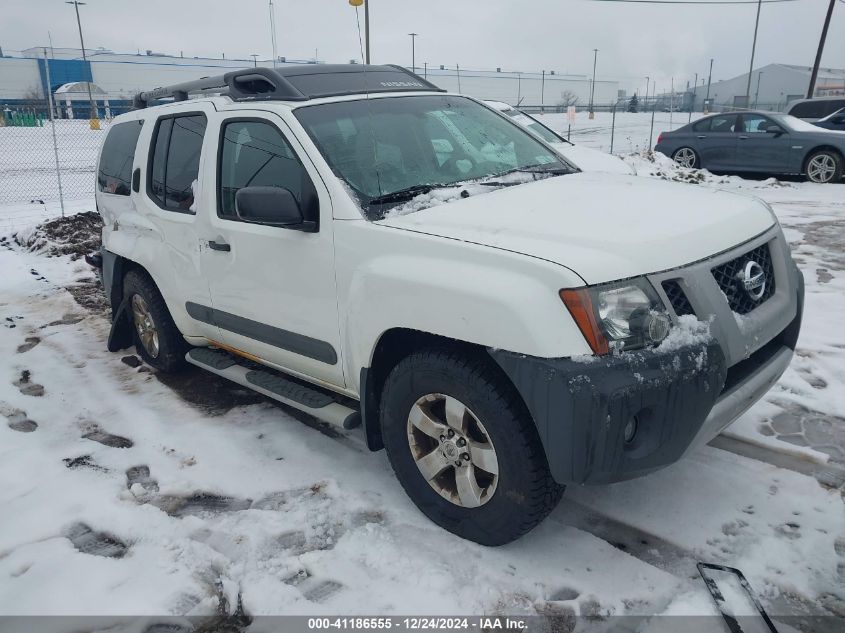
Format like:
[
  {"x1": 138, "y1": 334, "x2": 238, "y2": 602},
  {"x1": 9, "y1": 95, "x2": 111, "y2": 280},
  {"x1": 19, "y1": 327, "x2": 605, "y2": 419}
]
[{"x1": 186, "y1": 348, "x2": 361, "y2": 430}]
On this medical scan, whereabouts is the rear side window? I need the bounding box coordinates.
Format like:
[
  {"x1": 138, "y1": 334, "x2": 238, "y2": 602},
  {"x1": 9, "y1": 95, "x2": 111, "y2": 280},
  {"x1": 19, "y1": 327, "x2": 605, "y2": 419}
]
[
  {"x1": 708, "y1": 115, "x2": 738, "y2": 133},
  {"x1": 218, "y1": 119, "x2": 307, "y2": 220},
  {"x1": 789, "y1": 101, "x2": 826, "y2": 119},
  {"x1": 692, "y1": 118, "x2": 711, "y2": 132},
  {"x1": 148, "y1": 114, "x2": 207, "y2": 212},
  {"x1": 98, "y1": 120, "x2": 143, "y2": 196}
]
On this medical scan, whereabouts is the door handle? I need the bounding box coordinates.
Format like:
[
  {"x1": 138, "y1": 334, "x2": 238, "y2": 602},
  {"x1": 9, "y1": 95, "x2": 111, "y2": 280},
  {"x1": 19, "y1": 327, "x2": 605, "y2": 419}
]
[
  {"x1": 697, "y1": 135, "x2": 707, "y2": 139},
  {"x1": 208, "y1": 240, "x2": 231, "y2": 252},
  {"x1": 739, "y1": 135, "x2": 749, "y2": 140}
]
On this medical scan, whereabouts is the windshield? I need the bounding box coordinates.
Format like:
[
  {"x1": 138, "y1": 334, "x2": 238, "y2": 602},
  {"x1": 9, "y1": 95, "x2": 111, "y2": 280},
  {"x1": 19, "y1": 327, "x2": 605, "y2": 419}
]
[
  {"x1": 773, "y1": 113, "x2": 831, "y2": 133},
  {"x1": 294, "y1": 95, "x2": 570, "y2": 218}
]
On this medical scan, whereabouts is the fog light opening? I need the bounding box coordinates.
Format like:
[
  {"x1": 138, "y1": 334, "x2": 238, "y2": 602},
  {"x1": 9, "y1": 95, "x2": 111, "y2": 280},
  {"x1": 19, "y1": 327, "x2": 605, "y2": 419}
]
[{"x1": 623, "y1": 416, "x2": 639, "y2": 445}]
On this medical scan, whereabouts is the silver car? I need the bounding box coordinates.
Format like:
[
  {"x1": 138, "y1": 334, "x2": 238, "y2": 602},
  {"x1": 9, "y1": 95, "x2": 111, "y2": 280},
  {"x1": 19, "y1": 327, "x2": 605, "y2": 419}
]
[{"x1": 655, "y1": 111, "x2": 845, "y2": 184}]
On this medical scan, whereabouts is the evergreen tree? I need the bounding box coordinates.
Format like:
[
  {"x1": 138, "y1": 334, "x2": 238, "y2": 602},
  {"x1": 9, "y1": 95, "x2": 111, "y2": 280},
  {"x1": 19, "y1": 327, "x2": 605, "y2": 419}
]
[{"x1": 628, "y1": 94, "x2": 639, "y2": 113}]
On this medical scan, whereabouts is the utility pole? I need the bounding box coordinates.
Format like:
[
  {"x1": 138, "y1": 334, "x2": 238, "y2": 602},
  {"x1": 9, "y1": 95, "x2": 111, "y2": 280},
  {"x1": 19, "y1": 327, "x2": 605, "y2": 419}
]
[
  {"x1": 541, "y1": 70, "x2": 545, "y2": 112},
  {"x1": 269, "y1": 0, "x2": 278, "y2": 68},
  {"x1": 589, "y1": 48, "x2": 598, "y2": 119},
  {"x1": 745, "y1": 0, "x2": 763, "y2": 108},
  {"x1": 408, "y1": 33, "x2": 418, "y2": 72},
  {"x1": 250, "y1": 54, "x2": 259, "y2": 67},
  {"x1": 693, "y1": 72, "x2": 698, "y2": 113},
  {"x1": 807, "y1": 0, "x2": 837, "y2": 98},
  {"x1": 424, "y1": 61, "x2": 427, "y2": 78},
  {"x1": 644, "y1": 75, "x2": 649, "y2": 112},
  {"x1": 364, "y1": 0, "x2": 370, "y2": 63},
  {"x1": 705, "y1": 58, "x2": 713, "y2": 113},
  {"x1": 65, "y1": 1, "x2": 99, "y2": 129},
  {"x1": 754, "y1": 71, "x2": 763, "y2": 108}
]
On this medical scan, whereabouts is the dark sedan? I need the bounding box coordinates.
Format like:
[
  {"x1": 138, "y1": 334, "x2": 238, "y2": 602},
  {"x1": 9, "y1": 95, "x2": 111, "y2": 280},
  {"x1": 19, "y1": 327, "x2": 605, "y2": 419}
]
[{"x1": 655, "y1": 111, "x2": 845, "y2": 183}]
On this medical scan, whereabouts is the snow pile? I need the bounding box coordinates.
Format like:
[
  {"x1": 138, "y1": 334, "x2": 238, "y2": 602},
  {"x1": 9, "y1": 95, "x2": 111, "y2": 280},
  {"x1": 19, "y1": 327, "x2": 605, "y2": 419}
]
[{"x1": 11, "y1": 211, "x2": 102, "y2": 260}]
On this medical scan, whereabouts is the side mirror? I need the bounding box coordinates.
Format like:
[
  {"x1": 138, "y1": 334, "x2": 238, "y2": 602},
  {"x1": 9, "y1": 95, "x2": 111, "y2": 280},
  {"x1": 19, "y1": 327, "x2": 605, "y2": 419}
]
[
  {"x1": 765, "y1": 124, "x2": 784, "y2": 135},
  {"x1": 235, "y1": 186, "x2": 312, "y2": 230}
]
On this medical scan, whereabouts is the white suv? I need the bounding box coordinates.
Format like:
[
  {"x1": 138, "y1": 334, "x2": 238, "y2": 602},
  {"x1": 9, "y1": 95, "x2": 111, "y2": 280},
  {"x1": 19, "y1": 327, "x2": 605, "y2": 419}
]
[{"x1": 95, "y1": 65, "x2": 804, "y2": 545}]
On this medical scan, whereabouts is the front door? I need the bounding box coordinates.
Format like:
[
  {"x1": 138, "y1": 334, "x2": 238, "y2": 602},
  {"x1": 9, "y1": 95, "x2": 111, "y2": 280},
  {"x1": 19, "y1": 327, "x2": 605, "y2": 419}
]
[
  {"x1": 199, "y1": 113, "x2": 345, "y2": 387},
  {"x1": 735, "y1": 113, "x2": 792, "y2": 173}
]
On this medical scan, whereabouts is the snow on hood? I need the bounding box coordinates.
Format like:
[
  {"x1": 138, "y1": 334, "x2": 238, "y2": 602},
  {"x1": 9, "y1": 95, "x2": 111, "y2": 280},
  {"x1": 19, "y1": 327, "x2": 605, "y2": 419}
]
[
  {"x1": 551, "y1": 142, "x2": 635, "y2": 175},
  {"x1": 378, "y1": 171, "x2": 776, "y2": 285}
]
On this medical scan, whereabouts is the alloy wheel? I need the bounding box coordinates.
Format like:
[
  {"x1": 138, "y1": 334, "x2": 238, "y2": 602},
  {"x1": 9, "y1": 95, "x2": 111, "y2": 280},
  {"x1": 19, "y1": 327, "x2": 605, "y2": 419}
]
[
  {"x1": 406, "y1": 393, "x2": 499, "y2": 508},
  {"x1": 673, "y1": 148, "x2": 697, "y2": 168},
  {"x1": 807, "y1": 154, "x2": 836, "y2": 183},
  {"x1": 131, "y1": 294, "x2": 160, "y2": 358}
]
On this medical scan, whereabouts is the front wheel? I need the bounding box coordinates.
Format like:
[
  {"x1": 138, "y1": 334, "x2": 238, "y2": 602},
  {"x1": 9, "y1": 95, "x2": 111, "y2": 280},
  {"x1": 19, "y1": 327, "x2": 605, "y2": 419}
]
[
  {"x1": 672, "y1": 146, "x2": 700, "y2": 169},
  {"x1": 805, "y1": 150, "x2": 843, "y2": 184},
  {"x1": 380, "y1": 349, "x2": 564, "y2": 545}
]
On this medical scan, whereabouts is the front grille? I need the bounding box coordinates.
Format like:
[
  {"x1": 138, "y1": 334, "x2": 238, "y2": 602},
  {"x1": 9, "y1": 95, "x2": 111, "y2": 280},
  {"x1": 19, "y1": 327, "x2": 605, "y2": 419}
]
[
  {"x1": 711, "y1": 243, "x2": 776, "y2": 315},
  {"x1": 662, "y1": 279, "x2": 695, "y2": 316}
]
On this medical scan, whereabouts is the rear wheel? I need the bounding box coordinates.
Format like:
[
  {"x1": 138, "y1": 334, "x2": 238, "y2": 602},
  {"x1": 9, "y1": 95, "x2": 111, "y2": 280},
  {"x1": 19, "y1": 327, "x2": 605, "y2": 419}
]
[
  {"x1": 380, "y1": 349, "x2": 564, "y2": 545},
  {"x1": 805, "y1": 150, "x2": 843, "y2": 184},
  {"x1": 672, "y1": 147, "x2": 700, "y2": 169},
  {"x1": 123, "y1": 270, "x2": 188, "y2": 372}
]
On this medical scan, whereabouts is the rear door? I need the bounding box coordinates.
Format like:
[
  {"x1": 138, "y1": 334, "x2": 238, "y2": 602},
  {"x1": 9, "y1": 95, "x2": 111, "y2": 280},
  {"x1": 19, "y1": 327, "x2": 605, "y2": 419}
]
[
  {"x1": 198, "y1": 111, "x2": 345, "y2": 387},
  {"x1": 133, "y1": 106, "x2": 218, "y2": 340},
  {"x1": 692, "y1": 114, "x2": 740, "y2": 170},
  {"x1": 735, "y1": 113, "x2": 792, "y2": 173}
]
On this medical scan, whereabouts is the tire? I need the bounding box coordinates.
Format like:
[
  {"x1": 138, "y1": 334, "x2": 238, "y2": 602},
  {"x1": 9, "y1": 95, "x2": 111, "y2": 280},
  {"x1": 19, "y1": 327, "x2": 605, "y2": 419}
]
[
  {"x1": 804, "y1": 149, "x2": 843, "y2": 184},
  {"x1": 123, "y1": 269, "x2": 188, "y2": 372},
  {"x1": 672, "y1": 146, "x2": 700, "y2": 169},
  {"x1": 380, "y1": 348, "x2": 564, "y2": 545}
]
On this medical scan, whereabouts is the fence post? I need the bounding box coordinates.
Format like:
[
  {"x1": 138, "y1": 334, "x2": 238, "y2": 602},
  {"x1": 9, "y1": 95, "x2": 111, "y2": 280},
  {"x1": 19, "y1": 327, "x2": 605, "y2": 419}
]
[
  {"x1": 649, "y1": 110, "x2": 655, "y2": 152},
  {"x1": 43, "y1": 48, "x2": 65, "y2": 218},
  {"x1": 610, "y1": 104, "x2": 617, "y2": 154}
]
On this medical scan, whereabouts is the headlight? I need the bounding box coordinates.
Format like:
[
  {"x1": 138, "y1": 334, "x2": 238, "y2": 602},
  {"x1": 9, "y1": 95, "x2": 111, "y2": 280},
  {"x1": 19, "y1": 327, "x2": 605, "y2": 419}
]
[{"x1": 560, "y1": 278, "x2": 671, "y2": 355}]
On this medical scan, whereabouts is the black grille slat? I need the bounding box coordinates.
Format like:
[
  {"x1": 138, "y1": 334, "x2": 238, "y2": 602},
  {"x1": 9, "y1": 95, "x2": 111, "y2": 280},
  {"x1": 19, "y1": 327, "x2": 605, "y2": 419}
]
[
  {"x1": 711, "y1": 243, "x2": 776, "y2": 315},
  {"x1": 662, "y1": 280, "x2": 695, "y2": 316}
]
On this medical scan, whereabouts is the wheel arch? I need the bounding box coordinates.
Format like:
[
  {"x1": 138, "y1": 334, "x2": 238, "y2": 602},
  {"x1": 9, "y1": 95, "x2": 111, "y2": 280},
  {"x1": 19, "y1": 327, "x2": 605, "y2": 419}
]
[
  {"x1": 359, "y1": 328, "x2": 533, "y2": 452},
  {"x1": 802, "y1": 145, "x2": 844, "y2": 172}
]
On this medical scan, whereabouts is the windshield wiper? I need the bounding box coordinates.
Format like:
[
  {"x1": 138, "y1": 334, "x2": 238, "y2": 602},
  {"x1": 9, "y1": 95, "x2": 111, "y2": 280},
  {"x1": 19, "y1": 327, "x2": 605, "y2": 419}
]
[
  {"x1": 367, "y1": 183, "x2": 453, "y2": 206},
  {"x1": 478, "y1": 164, "x2": 572, "y2": 187}
]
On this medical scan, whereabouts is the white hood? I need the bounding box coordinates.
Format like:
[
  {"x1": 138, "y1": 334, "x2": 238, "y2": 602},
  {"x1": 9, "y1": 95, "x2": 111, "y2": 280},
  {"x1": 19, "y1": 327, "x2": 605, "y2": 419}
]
[{"x1": 379, "y1": 172, "x2": 776, "y2": 285}]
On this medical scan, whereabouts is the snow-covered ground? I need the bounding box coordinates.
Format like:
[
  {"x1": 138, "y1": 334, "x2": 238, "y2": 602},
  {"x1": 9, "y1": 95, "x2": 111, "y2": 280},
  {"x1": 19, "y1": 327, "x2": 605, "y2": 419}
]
[{"x1": 0, "y1": 118, "x2": 843, "y2": 629}]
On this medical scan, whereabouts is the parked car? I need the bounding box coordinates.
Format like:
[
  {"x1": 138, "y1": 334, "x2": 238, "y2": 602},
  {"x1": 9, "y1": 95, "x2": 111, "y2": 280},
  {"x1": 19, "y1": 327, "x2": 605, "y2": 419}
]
[
  {"x1": 484, "y1": 100, "x2": 635, "y2": 175},
  {"x1": 94, "y1": 65, "x2": 804, "y2": 545},
  {"x1": 814, "y1": 107, "x2": 845, "y2": 132},
  {"x1": 655, "y1": 111, "x2": 845, "y2": 183},
  {"x1": 787, "y1": 96, "x2": 845, "y2": 123}
]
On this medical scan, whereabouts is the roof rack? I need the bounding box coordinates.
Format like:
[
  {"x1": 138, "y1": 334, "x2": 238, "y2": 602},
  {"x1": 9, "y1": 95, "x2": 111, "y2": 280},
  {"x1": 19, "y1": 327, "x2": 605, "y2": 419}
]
[{"x1": 133, "y1": 64, "x2": 443, "y2": 108}]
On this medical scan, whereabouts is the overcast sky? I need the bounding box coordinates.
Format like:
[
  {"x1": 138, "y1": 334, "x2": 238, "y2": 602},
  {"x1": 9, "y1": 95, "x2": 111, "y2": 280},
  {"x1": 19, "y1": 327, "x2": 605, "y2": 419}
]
[{"x1": 3, "y1": 0, "x2": 844, "y2": 92}]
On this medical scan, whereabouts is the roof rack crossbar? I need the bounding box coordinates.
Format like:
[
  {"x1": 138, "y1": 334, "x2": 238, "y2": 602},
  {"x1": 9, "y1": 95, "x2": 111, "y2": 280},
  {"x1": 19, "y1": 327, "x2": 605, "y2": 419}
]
[{"x1": 133, "y1": 67, "x2": 308, "y2": 108}]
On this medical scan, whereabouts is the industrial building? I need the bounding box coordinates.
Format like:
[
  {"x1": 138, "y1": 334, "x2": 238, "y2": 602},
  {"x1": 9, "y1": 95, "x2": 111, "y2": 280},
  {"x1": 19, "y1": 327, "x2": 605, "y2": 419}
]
[{"x1": 0, "y1": 46, "x2": 619, "y2": 118}]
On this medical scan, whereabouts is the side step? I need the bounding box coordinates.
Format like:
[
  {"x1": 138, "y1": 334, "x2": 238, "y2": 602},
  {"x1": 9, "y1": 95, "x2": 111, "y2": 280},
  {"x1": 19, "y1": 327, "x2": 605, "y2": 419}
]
[{"x1": 186, "y1": 348, "x2": 361, "y2": 430}]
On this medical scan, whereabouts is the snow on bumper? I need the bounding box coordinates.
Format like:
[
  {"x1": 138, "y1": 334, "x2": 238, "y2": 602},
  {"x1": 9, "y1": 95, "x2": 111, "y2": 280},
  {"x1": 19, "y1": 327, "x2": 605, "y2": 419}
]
[{"x1": 489, "y1": 279, "x2": 802, "y2": 486}]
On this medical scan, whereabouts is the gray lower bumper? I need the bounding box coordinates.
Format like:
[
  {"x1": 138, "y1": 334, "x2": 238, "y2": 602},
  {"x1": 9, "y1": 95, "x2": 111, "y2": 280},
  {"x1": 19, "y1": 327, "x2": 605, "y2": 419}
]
[{"x1": 686, "y1": 345, "x2": 793, "y2": 454}]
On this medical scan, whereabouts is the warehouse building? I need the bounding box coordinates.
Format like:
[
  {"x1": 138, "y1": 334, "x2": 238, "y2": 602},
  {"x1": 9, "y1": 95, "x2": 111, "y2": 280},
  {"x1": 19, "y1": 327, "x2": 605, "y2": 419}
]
[{"x1": 0, "y1": 46, "x2": 619, "y2": 118}]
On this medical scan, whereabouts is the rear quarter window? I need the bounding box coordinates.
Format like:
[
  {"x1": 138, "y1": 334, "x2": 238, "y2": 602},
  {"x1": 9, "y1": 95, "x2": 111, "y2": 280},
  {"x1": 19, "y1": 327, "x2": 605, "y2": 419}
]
[{"x1": 98, "y1": 120, "x2": 143, "y2": 196}]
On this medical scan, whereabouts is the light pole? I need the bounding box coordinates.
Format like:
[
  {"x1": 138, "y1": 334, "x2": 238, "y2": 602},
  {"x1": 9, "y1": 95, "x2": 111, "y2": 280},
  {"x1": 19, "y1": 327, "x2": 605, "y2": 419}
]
[
  {"x1": 589, "y1": 48, "x2": 598, "y2": 120},
  {"x1": 705, "y1": 58, "x2": 713, "y2": 113},
  {"x1": 745, "y1": 0, "x2": 763, "y2": 108},
  {"x1": 754, "y1": 70, "x2": 763, "y2": 108},
  {"x1": 65, "y1": 1, "x2": 99, "y2": 128},
  {"x1": 348, "y1": 0, "x2": 370, "y2": 63},
  {"x1": 408, "y1": 33, "x2": 418, "y2": 73},
  {"x1": 644, "y1": 75, "x2": 649, "y2": 112},
  {"x1": 250, "y1": 54, "x2": 259, "y2": 67},
  {"x1": 269, "y1": 0, "x2": 278, "y2": 68}
]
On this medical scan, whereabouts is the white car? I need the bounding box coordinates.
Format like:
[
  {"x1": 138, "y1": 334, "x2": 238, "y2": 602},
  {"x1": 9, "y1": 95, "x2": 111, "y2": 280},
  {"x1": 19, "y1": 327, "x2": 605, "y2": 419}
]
[
  {"x1": 484, "y1": 100, "x2": 635, "y2": 175},
  {"x1": 94, "y1": 64, "x2": 803, "y2": 545}
]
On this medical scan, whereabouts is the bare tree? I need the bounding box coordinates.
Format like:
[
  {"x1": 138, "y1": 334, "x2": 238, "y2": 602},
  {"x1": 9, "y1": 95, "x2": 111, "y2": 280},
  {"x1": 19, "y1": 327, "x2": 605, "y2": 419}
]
[
  {"x1": 557, "y1": 90, "x2": 579, "y2": 107},
  {"x1": 22, "y1": 85, "x2": 47, "y2": 108}
]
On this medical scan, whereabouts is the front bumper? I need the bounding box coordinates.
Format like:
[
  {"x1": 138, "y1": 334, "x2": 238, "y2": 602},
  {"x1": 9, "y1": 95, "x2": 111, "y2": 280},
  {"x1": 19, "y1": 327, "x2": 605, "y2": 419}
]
[{"x1": 489, "y1": 269, "x2": 804, "y2": 486}]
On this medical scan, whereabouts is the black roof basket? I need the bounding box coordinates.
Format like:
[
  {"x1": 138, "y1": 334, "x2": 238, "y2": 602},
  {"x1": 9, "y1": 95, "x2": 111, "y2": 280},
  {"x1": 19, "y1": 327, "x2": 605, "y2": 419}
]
[{"x1": 133, "y1": 64, "x2": 443, "y2": 108}]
